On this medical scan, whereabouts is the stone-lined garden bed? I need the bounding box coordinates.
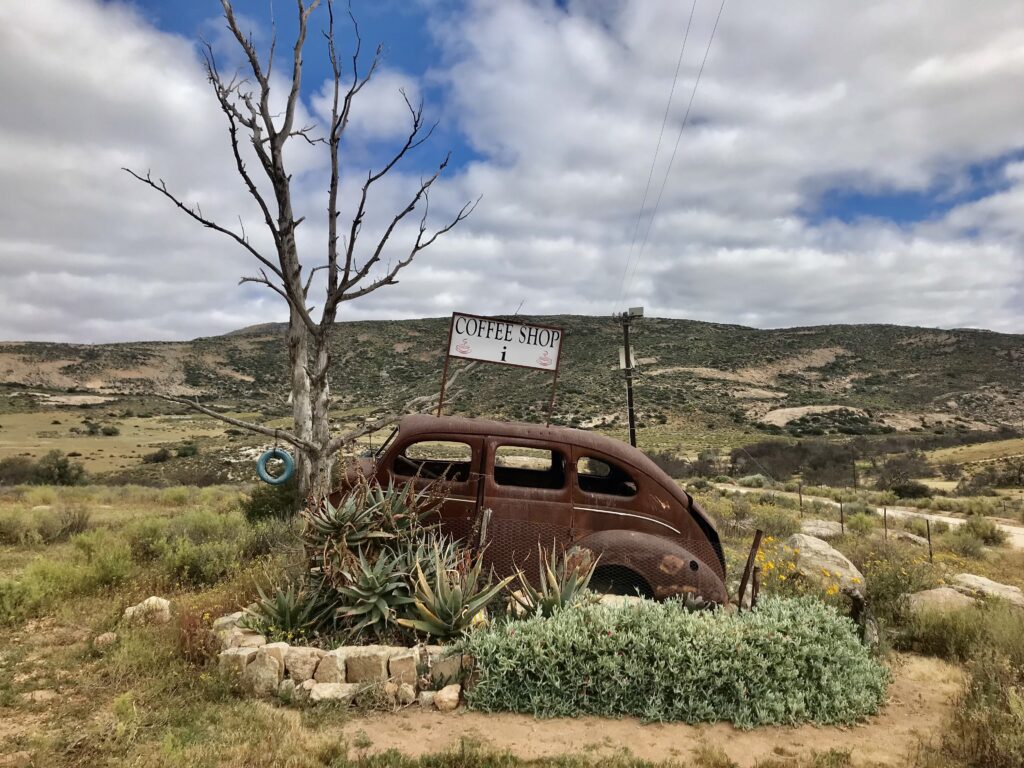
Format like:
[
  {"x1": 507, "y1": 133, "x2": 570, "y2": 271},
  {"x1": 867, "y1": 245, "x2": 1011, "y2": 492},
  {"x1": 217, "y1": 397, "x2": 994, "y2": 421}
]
[{"x1": 214, "y1": 611, "x2": 470, "y2": 711}]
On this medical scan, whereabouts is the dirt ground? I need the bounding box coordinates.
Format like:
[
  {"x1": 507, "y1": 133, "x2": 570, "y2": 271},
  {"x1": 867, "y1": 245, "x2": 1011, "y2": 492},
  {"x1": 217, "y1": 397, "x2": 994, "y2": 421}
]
[{"x1": 341, "y1": 654, "x2": 962, "y2": 767}]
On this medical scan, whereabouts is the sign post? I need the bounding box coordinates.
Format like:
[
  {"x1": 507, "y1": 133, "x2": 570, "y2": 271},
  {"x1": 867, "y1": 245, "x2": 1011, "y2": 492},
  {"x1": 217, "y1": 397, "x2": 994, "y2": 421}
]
[{"x1": 438, "y1": 312, "x2": 564, "y2": 421}]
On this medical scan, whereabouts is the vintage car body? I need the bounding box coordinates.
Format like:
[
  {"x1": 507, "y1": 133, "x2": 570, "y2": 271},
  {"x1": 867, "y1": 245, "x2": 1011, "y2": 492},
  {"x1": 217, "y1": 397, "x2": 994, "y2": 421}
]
[{"x1": 339, "y1": 414, "x2": 728, "y2": 605}]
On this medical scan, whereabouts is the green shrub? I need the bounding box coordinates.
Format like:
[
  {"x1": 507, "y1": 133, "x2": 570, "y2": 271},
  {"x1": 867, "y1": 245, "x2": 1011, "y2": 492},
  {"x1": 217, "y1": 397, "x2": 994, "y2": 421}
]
[
  {"x1": 159, "y1": 538, "x2": 241, "y2": 587},
  {"x1": 946, "y1": 529, "x2": 985, "y2": 559},
  {"x1": 898, "y1": 607, "x2": 986, "y2": 662},
  {"x1": 962, "y1": 516, "x2": 1007, "y2": 546},
  {"x1": 142, "y1": 448, "x2": 172, "y2": 464},
  {"x1": 159, "y1": 487, "x2": 192, "y2": 507},
  {"x1": 241, "y1": 478, "x2": 302, "y2": 522},
  {"x1": 460, "y1": 597, "x2": 889, "y2": 727},
  {"x1": 33, "y1": 451, "x2": 86, "y2": 485},
  {"x1": 176, "y1": 442, "x2": 199, "y2": 458},
  {"x1": 846, "y1": 512, "x2": 876, "y2": 536},
  {"x1": 0, "y1": 456, "x2": 37, "y2": 486},
  {"x1": 737, "y1": 473, "x2": 769, "y2": 488},
  {"x1": 751, "y1": 506, "x2": 801, "y2": 538}
]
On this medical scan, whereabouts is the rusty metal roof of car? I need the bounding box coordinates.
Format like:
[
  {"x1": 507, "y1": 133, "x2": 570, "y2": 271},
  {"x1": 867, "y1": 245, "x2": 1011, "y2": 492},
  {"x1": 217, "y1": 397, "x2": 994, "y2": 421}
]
[{"x1": 398, "y1": 413, "x2": 688, "y2": 500}]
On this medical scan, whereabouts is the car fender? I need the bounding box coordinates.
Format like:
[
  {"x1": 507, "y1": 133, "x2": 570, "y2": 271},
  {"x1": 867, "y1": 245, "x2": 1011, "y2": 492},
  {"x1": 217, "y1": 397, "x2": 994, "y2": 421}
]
[{"x1": 574, "y1": 529, "x2": 729, "y2": 605}]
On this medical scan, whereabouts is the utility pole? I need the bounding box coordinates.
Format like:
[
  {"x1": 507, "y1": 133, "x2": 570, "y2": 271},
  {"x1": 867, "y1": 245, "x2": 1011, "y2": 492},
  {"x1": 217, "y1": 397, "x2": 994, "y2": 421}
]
[{"x1": 618, "y1": 307, "x2": 643, "y2": 447}]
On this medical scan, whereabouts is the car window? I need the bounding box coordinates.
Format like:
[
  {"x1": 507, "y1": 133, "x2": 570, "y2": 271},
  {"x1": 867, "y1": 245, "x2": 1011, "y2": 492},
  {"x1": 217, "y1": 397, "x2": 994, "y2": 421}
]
[
  {"x1": 393, "y1": 440, "x2": 473, "y2": 482},
  {"x1": 493, "y1": 445, "x2": 566, "y2": 490},
  {"x1": 576, "y1": 456, "x2": 637, "y2": 497}
]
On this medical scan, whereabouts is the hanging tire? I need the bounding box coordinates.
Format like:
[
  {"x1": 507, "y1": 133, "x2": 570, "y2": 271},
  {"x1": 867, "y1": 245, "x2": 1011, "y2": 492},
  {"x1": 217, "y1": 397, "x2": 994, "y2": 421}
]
[{"x1": 256, "y1": 447, "x2": 295, "y2": 485}]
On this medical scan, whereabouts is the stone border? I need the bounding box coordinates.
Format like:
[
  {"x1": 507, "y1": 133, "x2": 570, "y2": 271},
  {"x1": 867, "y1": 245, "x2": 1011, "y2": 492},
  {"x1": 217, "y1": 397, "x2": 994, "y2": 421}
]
[{"x1": 214, "y1": 612, "x2": 470, "y2": 711}]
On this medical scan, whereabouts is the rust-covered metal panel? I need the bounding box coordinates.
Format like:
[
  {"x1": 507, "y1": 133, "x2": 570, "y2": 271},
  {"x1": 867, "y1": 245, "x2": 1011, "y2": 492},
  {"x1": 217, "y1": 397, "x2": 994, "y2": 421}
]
[{"x1": 335, "y1": 414, "x2": 728, "y2": 605}]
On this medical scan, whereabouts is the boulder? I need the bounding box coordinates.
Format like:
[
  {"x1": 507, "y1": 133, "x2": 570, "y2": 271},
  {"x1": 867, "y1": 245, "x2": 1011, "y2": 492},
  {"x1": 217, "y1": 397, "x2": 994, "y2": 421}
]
[
  {"x1": 424, "y1": 645, "x2": 465, "y2": 686},
  {"x1": 888, "y1": 530, "x2": 928, "y2": 547},
  {"x1": 212, "y1": 611, "x2": 244, "y2": 632},
  {"x1": 597, "y1": 594, "x2": 646, "y2": 608},
  {"x1": 314, "y1": 649, "x2": 349, "y2": 683},
  {"x1": 785, "y1": 534, "x2": 864, "y2": 591},
  {"x1": 951, "y1": 574, "x2": 1024, "y2": 608},
  {"x1": 218, "y1": 646, "x2": 259, "y2": 677},
  {"x1": 434, "y1": 683, "x2": 461, "y2": 712},
  {"x1": 906, "y1": 587, "x2": 979, "y2": 614},
  {"x1": 0, "y1": 750, "x2": 32, "y2": 768},
  {"x1": 243, "y1": 649, "x2": 283, "y2": 696},
  {"x1": 260, "y1": 642, "x2": 289, "y2": 667},
  {"x1": 285, "y1": 646, "x2": 326, "y2": 683},
  {"x1": 21, "y1": 689, "x2": 58, "y2": 704},
  {"x1": 388, "y1": 648, "x2": 419, "y2": 686},
  {"x1": 93, "y1": 632, "x2": 118, "y2": 651},
  {"x1": 801, "y1": 519, "x2": 844, "y2": 539},
  {"x1": 397, "y1": 683, "x2": 417, "y2": 706},
  {"x1": 123, "y1": 596, "x2": 171, "y2": 625},
  {"x1": 218, "y1": 626, "x2": 266, "y2": 650},
  {"x1": 309, "y1": 682, "x2": 359, "y2": 705},
  {"x1": 345, "y1": 645, "x2": 393, "y2": 684},
  {"x1": 417, "y1": 690, "x2": 436, "y2": 708}
]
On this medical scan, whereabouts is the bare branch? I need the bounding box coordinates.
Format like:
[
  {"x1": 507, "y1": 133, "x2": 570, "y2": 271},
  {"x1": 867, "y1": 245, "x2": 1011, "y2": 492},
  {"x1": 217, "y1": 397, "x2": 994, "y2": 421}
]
[
  {"x1": 156, "y1": 394, "x2": 318, "y2": 454},
  {"x1": 123, "y1": 168, "x2": 285, "y2": 282}
]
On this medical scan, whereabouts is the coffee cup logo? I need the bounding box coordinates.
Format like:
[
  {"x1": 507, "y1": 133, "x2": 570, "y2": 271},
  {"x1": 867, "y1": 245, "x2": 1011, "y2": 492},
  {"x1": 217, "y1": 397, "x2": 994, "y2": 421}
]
[
  {"x1": 455, "y1": 339, "x2": 471, "y2": 355},
  {"x1": 537, "y1": 350, "x2": 552, "y2": 367}
]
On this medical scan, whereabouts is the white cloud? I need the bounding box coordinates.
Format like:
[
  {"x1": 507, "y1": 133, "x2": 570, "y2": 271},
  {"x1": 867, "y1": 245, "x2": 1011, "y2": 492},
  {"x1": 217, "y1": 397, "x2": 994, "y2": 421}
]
[{"x1": 0, "y1": 0, "x2": 1022, "y2": 343}]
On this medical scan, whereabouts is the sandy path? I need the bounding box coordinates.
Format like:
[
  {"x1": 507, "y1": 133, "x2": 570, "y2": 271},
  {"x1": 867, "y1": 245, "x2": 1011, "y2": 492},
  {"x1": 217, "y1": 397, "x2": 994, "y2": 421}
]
[
  {"x1": 341, "y1": 655, "x2": 960, "y2": 767},
  {"x1": 718, "y1": 484, "x2": 1024, "y2": 550}
]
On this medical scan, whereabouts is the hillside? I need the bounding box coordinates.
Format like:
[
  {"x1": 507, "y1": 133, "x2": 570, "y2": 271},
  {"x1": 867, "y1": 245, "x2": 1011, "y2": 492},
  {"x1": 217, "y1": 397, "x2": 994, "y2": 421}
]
[{"x1": 2, "y1": 316, "x2": 1022, "y2": 438}]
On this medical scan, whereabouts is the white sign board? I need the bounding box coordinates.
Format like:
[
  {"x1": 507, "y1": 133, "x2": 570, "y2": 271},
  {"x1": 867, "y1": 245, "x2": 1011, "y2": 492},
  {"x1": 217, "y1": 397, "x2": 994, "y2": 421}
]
[{"x1": 447, "y1": 312, "x2": 563, "y2": 371}]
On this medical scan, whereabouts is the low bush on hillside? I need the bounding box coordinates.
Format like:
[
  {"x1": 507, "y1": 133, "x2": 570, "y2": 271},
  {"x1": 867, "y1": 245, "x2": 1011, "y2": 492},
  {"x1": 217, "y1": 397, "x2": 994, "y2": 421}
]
[
  {"x1": 240, "y1": 477, "x2": 303, "y2": 522},
  {"x1": 0, "y1": 503, "x2": 92, "y2": 545},
  {"x1": 0, "y1": 451, "x2": 86, "y2": 486},
  {"x1": 461, "y1": 597, "x2": 889, "y2": 727},
  {"x1": 962, "y1": 516, "x2": 1007, "y2": 546},
  {"x1": 737, "y1": 473, "x2": 769, "y2": 488}
]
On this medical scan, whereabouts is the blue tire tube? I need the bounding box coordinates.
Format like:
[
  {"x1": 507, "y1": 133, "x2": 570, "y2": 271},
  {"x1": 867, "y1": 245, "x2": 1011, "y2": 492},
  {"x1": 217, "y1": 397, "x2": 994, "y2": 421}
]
[{"x1": 256, "y1": 447, "x2": 295, "y2": 485}]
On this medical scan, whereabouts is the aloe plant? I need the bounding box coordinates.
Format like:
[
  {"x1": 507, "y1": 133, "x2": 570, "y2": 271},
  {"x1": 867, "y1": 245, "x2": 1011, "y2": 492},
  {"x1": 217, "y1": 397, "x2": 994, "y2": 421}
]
[
  {"x1": 510, "y1": 544, "x2": 598, "y2": 618},
  {"x1": 241, "y1": 582, "x2": 319, "y2": 638},
  {"x1": 302, "y1": 491, "x2": 394, "y2": 553},
  {"x1": 334, "y1": 548, "x2": 414, "y2": 637},
  {"x1": 398, "y1": 546, "x2": 514, "y2": 638}
]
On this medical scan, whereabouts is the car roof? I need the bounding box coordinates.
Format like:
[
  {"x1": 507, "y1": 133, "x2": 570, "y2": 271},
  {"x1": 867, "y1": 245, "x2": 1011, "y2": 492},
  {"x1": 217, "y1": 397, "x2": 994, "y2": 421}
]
[{"x1": 398, "y1": 413, "x2": 679, "y2": 494}]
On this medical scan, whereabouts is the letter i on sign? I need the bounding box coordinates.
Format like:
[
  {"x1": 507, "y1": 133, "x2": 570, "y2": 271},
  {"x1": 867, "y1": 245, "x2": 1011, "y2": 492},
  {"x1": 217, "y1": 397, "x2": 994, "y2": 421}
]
[{"x1": 501, "y1": 346, "x2": 507, "y2": 362}]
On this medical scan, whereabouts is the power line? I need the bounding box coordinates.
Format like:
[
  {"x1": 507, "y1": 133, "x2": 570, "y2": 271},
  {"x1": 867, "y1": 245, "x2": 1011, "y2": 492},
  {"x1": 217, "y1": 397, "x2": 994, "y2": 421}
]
[
  {"x1": 622, "y1": 0, "x2": 727, "y2": 303},
  {"x1": 615, "y1": 0, "x2": 698, "y2": 309}
]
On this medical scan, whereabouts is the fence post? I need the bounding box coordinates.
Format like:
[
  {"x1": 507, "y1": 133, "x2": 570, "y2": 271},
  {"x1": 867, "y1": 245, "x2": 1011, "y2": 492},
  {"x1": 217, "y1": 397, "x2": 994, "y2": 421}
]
[
  {"x1": 751, "y1": 565, "x2": 762, "y2": 609},
  {"x1": 883, "y1": 507, "x2": 888, "y2": 539},
  {"x1": 840, "y1": 500, "x2": 845, "y2": 535},
  {"x1": 798, "y1": 483, "x2": 803, "y2": 518},
  {"x1": 926, "y1": 519, "x2": 933, "y2": 563},
  {"x1": 737, "y1": 529, "x2": 764, "y2": 612}
]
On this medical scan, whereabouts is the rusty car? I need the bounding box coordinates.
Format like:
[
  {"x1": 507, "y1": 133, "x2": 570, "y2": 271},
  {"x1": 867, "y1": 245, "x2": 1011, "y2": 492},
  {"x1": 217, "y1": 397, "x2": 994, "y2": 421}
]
[{"x1": 339, "y1": 414, "x2": 728, "y2": 605}]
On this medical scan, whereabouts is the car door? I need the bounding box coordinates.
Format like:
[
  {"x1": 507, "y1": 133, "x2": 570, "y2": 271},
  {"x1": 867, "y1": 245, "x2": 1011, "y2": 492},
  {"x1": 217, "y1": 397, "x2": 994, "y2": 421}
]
[
  {"x1": 383, "y1": 434, "x2": 483, "y2": 545},
  {"x1": 571, "y1": 447, "x2": 681, "y2": 540},
  {"x1": 480, "y1": 436, "x2": 574, "y2": 583}
]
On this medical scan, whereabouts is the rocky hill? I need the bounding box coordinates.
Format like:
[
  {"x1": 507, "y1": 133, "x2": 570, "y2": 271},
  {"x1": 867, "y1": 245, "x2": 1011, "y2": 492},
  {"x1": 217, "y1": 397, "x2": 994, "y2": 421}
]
[{"x1": 2, "y1": 316, "x2": 1023, "y2": 437}]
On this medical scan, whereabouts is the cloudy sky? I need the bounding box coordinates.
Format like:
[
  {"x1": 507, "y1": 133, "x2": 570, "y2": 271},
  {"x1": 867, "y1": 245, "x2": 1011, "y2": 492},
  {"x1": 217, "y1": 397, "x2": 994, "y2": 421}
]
[{"x1": 2, "y1": 0, "x2": 1023, "y2": 343}]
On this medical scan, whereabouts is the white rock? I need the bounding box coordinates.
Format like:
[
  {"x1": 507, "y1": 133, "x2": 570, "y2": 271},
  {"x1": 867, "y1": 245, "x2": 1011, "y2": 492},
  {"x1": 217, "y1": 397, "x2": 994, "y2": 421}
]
[
  {"x1": 285, "y1": 646, "x2": 326, "y2": 683},
  {"x1": 21, "y1": 689, "x2": 58, "y2": 704},
  {"x1": 260, "y1": 641, "x2": 289, "y2": 666},
  {"x1": 218, "y1": 647, "x2": 259, "y2": 677},
  {"x1": 417, "y1": 690, "x2": 435, "y2": 708},
  {"x1": 219, "y1": 627, "x2": 267, "y2": 650},
  {"x1": 243, "y1": 651, "x2": 283, "y2": 696},
  {"x1": 212, "y1": 611, "x2": 244, "y2": 632},
  {"x1": 388, "y1": 648, "x2": 419, "y2": 686},
  {"x1": 888, "y1": 530, "x2": 928, "y2": 547},
  {"x1": 424, "y1": 645, "x2": 464, "y2": 686},
  {"x1": 597, "y1": 594, "x2": 646, "y2": 608},
  {"x1": 345, "y1": 645, "x2": 392, "y2": 683},
  {"x1": 434, "y1": 683, "x2": 461, "y2": 712},
  {"x1": 906, "y1": 587, "x2": 979, "y2": 614},
  {"x1": 123, "y1": 596, "x2": 171, "y2": 625},
  {"x1": 309, "y1": 682, "x2": 359, "y2": 704},
  {"x1": 951, "y1": 574, "x2": 1024, "y2": 608},
  {"x1": 314, "y1": 649, "x2": 349, "y2": 683},
  {"x1": 785, "y1": 534, "x2": 864, "y2": 591}
]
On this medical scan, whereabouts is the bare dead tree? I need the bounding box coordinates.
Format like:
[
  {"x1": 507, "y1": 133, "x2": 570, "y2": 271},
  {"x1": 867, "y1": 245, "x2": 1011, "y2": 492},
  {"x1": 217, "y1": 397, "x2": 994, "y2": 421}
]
[{"x1": 126, "y1": 0, "x2": 478, "y2": 498}]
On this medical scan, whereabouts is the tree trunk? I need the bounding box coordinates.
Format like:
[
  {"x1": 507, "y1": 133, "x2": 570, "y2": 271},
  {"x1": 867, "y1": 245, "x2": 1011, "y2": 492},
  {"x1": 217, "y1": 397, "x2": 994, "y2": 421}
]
[
  {"x1": 309, "y1": 331, "x2": 333, "y2": 499},
  {"x1": 288, "y1": 305, "x2": 314, "y2": 497}
]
